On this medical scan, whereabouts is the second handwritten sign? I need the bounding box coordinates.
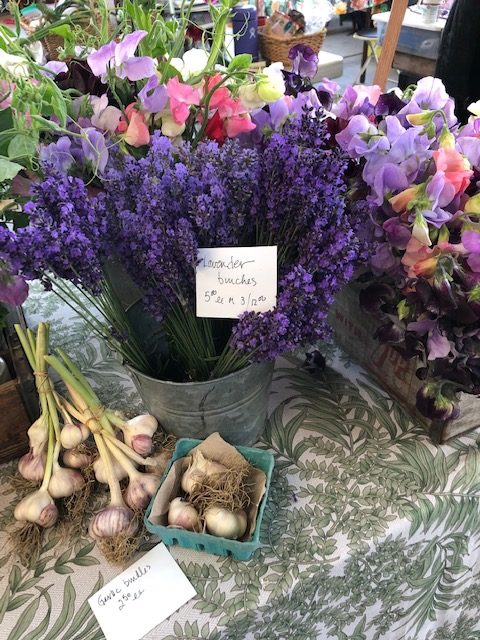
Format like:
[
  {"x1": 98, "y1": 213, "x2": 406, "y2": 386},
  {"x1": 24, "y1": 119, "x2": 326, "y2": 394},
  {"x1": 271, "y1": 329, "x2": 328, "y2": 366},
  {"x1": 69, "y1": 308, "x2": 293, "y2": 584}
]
[{"x1": 196, "y1": 246, "x2": 277, "y2": 319}]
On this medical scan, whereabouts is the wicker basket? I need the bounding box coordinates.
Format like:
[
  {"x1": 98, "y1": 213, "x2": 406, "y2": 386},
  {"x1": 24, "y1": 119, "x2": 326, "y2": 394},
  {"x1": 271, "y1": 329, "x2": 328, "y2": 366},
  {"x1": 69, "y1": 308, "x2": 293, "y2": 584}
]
[{"x1": 258, "y1": 28, "x2": 327, "y2": 67}]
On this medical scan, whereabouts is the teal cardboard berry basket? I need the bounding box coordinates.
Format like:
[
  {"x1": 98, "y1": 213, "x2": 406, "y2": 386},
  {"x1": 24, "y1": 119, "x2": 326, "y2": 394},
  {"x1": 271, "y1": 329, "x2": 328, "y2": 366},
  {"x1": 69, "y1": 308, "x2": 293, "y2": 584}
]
[{"x1": 144, "y1": 438, "x2": 275, "y2": 561}]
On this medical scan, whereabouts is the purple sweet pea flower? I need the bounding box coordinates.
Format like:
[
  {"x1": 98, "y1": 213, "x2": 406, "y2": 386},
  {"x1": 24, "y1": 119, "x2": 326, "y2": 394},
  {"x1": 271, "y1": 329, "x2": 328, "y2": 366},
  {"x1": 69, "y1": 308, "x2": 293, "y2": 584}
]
[
  {"x1": 39, "y1": 137, "x2": 74, "y2": 173},
  {"x1": 362, "y1": 159, "x2": 409, "y2": 204},
  {"x1": 87, "y1": 31, "x2": 156, "y2": 82},
  {"x1": 411, "y1": 77, "x2": 450, "y2": 111},
  {"x1": 269, "y1": 97, "x2": 291, "y2": 129},
  {"x1": 81, "y1": 128, "x2": 109, "y2": 174},
  {"x1": 462, "y1": 230, "x2": 480, "y2": 253},
  {"x1": 0, "y1": 274, "x2": 28, "y2": 306},
  {"x1": 380, "y1": 115, "x2": 406, "y2": 144},
  {"x1": 370, "y1": 243, "x2": 400, "y2": 274},
  {"x1": 456, "y1": 133, "x2": 480, "y2": 169},
  {"x1": 138, "y1": 75, "x2": 168, "y2": 113},
  {"x1": 336, "y1": 115, "x2": 388, "y2": 159},
  {"x1": 375, "y1": 90, "x2": 406, "y2": 116},
  {"x1": 383, "y1": 217, "x2": 411, "y2": 249},
  {"x1": 427, "y1": 327, "x2": 451, "y2": 360},
  {"x1": 317, "y1": 77, "x2": 340, "y2": 97},
  {"x1": 290, "y1": 89, "x2": 321, "y2": 116},
  {"x1": 288, "y1": 44, "x2": 318, "y2": 79},
  {"x1": 41, "y1": 60, "x2": 68, "y2": 77}
]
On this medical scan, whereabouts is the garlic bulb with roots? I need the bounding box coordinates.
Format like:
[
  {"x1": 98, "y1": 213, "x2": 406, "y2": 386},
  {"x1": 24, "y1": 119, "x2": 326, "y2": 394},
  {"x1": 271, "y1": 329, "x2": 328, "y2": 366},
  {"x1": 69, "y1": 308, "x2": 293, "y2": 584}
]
[
  {"x1": 18, "y1": 449, "x2": 46, "y2": 482},
  {"x1": 48, "y1": 464, "x2": 85, "y2": 498},
  {"x1": 63, "y1": 448, "x2": 91, "y2": 469},
  {"x1": 168, "y1": 497, "x2": 200, "y2": 531},
  {"x1": 124, "y1": 473, "x2": 160, "y2": 511},
  {"x1": 89, "y1": 504, "x2": 137, "y2": 539},
  {"x1": 14, "y1": 488, "x2": 58, "y2": 528},
  {"x1": 60, "y1": 422, "x2": 89, "y2": 449},
  {"x1": 181, "y1": 449, "x2": 228, "y2": 494},
  {"x1": 94, "y1": 455, "x2": 130, "y2": 484}
]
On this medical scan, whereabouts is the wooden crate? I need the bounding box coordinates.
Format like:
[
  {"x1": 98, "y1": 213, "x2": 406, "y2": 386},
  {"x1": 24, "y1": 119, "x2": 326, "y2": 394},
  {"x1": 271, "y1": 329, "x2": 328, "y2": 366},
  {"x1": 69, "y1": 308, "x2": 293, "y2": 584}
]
[
  {"x1": 329, "y1": 284, "x2": 480, "y2": 443},
  {"x1": 0, "y1": 308, "x2": 38, "y2": 463}
]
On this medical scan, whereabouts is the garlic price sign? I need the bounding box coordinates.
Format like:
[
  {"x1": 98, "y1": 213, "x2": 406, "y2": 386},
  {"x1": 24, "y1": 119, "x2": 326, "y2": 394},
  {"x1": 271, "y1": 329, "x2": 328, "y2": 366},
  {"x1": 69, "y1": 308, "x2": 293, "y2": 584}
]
[
  {"x1": 88, "y1": 544, "x2": 196, "y2": 640},
  {"x1": 196, "y1": 246, "x2": 277, "y2": 318}
]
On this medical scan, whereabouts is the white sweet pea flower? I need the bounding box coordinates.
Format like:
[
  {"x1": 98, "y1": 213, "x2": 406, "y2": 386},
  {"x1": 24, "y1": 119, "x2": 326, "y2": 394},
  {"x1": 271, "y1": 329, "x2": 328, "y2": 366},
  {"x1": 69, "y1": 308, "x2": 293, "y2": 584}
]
[
  {"x1": 170, "y1": 49, "x2": 209, "y2": 81},
  {"x1": 0, "y1": 50, "x2": 29, "y2": 78},
  {"x1": 238, "y1": 83, "x2": 265, "y2": 110},
  {"x1": 160, "y1": 111, "x2": 186, "y2": 138},
  {"x1": 257, "y1": 62, "x2": 285, "y2": 103},
  {"x1": 468, "y1": 100, "x2": 480, "y2": 118},
  {"x1": 412, "y1": 213, "x2": 432, "y2": 247}
]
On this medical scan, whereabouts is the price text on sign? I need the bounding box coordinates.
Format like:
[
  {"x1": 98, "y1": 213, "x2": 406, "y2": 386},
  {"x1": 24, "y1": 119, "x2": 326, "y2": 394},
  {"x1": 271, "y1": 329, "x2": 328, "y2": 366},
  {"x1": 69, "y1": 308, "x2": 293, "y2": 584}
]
[
  {"x1": 196, "y1": 246, "x2": 277, "y2": 319},
  {"x1": 88, "y1": 544, "x2": 196, "y2": 640}
]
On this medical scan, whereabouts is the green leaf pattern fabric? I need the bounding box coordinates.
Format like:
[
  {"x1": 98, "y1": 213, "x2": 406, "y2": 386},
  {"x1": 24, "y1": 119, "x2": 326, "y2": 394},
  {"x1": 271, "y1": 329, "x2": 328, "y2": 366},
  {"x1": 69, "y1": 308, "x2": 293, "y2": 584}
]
[{"x1": 0, "y1": 283, "x2": 480, "y2": 639}]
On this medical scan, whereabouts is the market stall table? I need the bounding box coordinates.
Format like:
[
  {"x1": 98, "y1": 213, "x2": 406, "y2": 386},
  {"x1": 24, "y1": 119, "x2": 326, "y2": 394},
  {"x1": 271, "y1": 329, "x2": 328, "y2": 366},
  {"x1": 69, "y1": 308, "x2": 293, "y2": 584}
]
[
  {"x1": 373, "y1": 7, "x2": 445, "y2": 79},
  {"x1": 1, "y1": 286, "x2": 480, "y2": 640}
]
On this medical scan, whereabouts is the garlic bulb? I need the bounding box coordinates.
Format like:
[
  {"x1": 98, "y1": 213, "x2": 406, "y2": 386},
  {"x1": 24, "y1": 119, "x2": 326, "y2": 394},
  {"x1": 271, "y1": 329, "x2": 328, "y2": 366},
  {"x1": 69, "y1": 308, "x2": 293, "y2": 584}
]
[
  {"x1": 89, "y1": 504, "x2": 137, "y2": 539},
  {"x1": 168, "y1": 497, "x2": 200, "y2": 531},
  {"x1": 181, "y1": 450, "x2": 227, "y2": 494},
  {"x1": 48, "y1": 466, "x2": 85, "y2": 498},
  {"x1": 124, "y1": 473, "x2": 160, "y2": 511},
  {"x1": 27, "y1": 416, "x2": 48, "y2": 451},
  {"x1": 93, "y1": 456, "x2": 129, "y2": 484},
  {"x1": 60, "y1": 422, "x2": 89, "y2": 449},
  {"x1": 128, "y1": 434, "x2": 152, "y2": 456},
  {"x1": 18, "y1": 450, "x2": 46, "y2": 482},
  {"x1": 63, "y1": 448, "x2": 91, "y2": 469},
  {"x1": 14, "y1": 489, "x2": 58, "y2": 528},
  {"x1": 122, "y1": 415, "x2": 158, "y2": 455},
  {"x1": 204, "y1": 507, "x2": 247, "y2": 540}
]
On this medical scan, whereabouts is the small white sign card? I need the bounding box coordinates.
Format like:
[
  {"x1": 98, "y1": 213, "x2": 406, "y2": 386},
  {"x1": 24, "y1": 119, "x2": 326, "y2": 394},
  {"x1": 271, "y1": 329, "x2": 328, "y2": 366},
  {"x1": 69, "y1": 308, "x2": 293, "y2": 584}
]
[
  {"x1": 196, "y1": 246, "x2": 277, "y2": 319},
  {"x1": 88, "y1": 544, "x2": 196, "y2": 640}
]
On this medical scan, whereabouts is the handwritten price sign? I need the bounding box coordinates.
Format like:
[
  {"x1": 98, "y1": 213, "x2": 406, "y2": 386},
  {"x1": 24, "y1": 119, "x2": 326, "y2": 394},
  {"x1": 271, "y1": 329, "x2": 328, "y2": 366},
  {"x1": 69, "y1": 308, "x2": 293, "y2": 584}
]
[
  {"x1": 88, "y1": 544, "x2": 195, "y2": 640},
  {"x1": 196, "y1": 246, "x2": 277, "y2": 319}
]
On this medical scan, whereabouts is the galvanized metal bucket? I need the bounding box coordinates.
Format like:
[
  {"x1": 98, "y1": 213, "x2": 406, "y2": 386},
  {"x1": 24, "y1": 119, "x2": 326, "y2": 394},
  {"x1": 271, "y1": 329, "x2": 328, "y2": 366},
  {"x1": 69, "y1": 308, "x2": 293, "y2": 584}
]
[{"x1": 126, "y1": 362, "x2": 274, "y2": 446}]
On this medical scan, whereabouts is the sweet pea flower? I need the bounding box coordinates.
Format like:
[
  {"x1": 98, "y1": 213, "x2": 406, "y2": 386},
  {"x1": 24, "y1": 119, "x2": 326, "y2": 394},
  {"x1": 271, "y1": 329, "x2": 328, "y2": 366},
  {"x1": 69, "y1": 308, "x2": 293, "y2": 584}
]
[
  {"x1": 0, "y1": 273, "x2": 28, "y2": 306},
  {"x1": 166, "y1": 77, "x2": 200, "y2": 125},
  {"x1": 468, "y1": 100, "x2": 480, "y2": 118},
  {"x1": 411, "y1": 77, "x2": 450, "y2": 111},
  {"x1": 170, "y1": 49, "x2": 209, "y2": 81},
  {"x1": 336, "y1": 115, "x2": 388, "y2": 158},
  {"x1": 40, "y1": 60, "x2": 68, "y2": 77},
  {"x1": 383, "y1": 217, "x2": 411, "y2": 249},
  {"x1": 0, "y1": 50, "x2": 29, "y2": 77},
  {"x1": 0, "y1": 80, "x2": 14, "y2": 110},
  {"x1": 432, "y1": 148, "x2": 472, "y2": 196},
  {"x1": 117, "y1": 103, "x2": 150, "y2": 147},
  {"x1": 465, "y1": 193, "x2": 480, "y2": 215},
  {"x1": 390, "y1": 185, "x2": 420, "y2": 213},
  {"x1": 238, "y1": 83, "x2": 265, "y2": 111},
  {"x1": 257, "y1": 63, "x2": 285, "y2": 103},
  {"x1": 412, "y1": 212, "x2": 431, "y2": 246},
  {"x1": 87, "y1": 31, "x2": 156, "y2": 82},
  {"x1": 160, "y1": 111, "x2": 186, "y2": 138},
  {"x1": 225, "y1": 113, "x2": 255, "y2": 138},
  {"x1": 407, "y1": 319, "x2": 451, "y2": 360},
  {"x1": 288, "y1": 44, "x2": 318, "y2": 79},
  {"x1": 39, "y1": 137, "x2": 74, "y2": 173},
  {"x1": 138, "y1": 75, "x2": 168, "y2": 114},
  {"x1": 81, "y1": 128, "x2": 109, "y2": 173},
  {"x1": 90, "y1": 95, "x2": 121, "y2": 132}
]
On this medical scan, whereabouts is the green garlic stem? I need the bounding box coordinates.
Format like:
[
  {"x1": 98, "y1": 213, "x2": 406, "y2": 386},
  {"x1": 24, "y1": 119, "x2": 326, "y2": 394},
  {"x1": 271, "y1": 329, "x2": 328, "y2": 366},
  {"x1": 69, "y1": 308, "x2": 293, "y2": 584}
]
[
  {"x1": 94, "y1": 433, "x2": 124, "y2": 506},
  {"x1": 40, "y1": 416, "x2": 55, "y2": 491},
  {"x1": 104, "y1": 437, "x2": 139, "y2": 479},
  {"x1": 14, "y1": 325, "x2": 36, "y2": 371}
]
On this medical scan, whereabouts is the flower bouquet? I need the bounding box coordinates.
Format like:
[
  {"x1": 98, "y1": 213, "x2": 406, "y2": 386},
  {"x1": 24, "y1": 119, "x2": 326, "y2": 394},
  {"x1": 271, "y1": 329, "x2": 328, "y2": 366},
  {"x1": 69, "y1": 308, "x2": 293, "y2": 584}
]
[
  {"x1": 331, "y1": 78, "x2": 480, "y2": 434},
  {"x1": 0, "y1": 2, "x2": 369, "y2": 441}
]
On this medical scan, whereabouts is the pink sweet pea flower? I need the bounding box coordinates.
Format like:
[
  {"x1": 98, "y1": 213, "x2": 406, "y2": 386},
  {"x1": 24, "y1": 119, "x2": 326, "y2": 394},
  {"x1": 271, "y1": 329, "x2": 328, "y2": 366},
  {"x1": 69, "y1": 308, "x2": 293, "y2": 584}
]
[
  {"x1": 0, "y1": 80, "x2": 13, "y2": 110},
  {"x1": 225, "y1": 113, "x2": 256, "y2": 138},
  {"x1": 353, "y1": 84, "x2": 382, "y2": 107},
  {"x1": 90, "y1": 95, "x2": 122, "y2": 132},
  {"x1": 432, "y1": 148, "x2": 473, "y2": 196},
  {"x1": 166, "y1": 77, "x2": 200, "y2": 125},
  {"x1": 204, "y1": 74, "x2": 231, "y2": 110},
  {"x1": 117, "y1": 103, "x2": 150, "y2": 147},
  {"x1": 87, "y1": 31, "x2": 156, "y2": 83},
  {"x1": 0, "y1": 274, "x2": 28, "y2": 306}
]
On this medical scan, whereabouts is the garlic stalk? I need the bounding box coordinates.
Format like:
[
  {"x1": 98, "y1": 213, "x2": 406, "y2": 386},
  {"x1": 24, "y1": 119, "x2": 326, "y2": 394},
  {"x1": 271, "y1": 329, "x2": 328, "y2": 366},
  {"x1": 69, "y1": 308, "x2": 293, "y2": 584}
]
[
  {"x1": 104, "y1": 438, "x2": 160, "y2": 511},
  {"x1": 89, "y1": 434, "x2": 137, "y2": 539}
]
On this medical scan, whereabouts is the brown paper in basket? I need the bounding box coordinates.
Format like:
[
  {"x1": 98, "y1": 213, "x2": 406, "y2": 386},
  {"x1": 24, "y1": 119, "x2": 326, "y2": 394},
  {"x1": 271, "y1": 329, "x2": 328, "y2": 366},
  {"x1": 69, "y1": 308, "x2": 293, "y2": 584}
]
[{"x1": 149, "y1": 432, "x2": 267, "y2": 541}]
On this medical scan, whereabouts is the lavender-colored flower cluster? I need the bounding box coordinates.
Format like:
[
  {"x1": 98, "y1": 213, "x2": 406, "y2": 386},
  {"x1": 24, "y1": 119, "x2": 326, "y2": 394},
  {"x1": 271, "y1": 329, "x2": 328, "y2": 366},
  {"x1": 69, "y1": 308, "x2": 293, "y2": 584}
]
[{"x1": 19, "y1": 171, "x2": 108, "y2": 293}]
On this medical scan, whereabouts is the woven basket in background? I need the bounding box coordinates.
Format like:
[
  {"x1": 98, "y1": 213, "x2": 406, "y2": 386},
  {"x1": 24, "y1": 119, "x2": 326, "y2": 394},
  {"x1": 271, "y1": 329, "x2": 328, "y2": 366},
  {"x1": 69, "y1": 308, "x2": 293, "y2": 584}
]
[{"x1": 258, "y1": 28, "x2": 327, "y2": 67}]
